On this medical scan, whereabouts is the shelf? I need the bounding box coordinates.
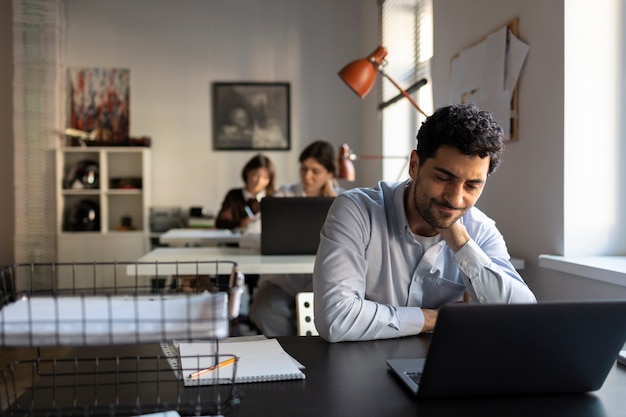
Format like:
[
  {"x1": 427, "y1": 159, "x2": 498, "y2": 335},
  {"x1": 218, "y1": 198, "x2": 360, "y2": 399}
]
[
  {"x1": 62, "y1": 189, "x2": 101, "y2": 195},
  {"x1": 56, "y1": 147, "x2": 151, "y2": 270},
  {"x1": 57, "y1": 147, "x2": 150, "y2": 234},
  {"x1": 106, "y1": 189, "x2": 143, "y2": 195}
]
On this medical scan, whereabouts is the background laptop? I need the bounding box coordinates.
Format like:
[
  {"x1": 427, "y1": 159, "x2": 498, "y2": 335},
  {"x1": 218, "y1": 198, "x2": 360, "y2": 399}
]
[
  {"x1": 261, "y1": 197, "x2": 334, "y2": 255},
  {"x1": 387, "y1": 300, "x2": 626, "y2": 398}
]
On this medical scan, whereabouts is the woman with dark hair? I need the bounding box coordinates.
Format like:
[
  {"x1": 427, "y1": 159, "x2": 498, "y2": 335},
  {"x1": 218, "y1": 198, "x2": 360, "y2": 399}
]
[
  {"x1": 274, "y1": 140, "x2": 339, "y2": 197},
  {"x1": 248, "y1": 140, "x2": 343, "y2": 336},
  {"x1": 215, "y1": 153, "x2": 276, "y2": 230}
]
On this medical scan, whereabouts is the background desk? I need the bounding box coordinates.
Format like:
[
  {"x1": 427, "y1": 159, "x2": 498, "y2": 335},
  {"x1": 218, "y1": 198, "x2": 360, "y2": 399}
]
[
  {"x1": 159, "y1": 228, "x2": 242, "y2": 247},
  {"x1": 132, "y1": 246, "x2": 524, "y2": 276},
  {"x1": 6, "y1": 336, "x2": 626, "y2": 417},
  {"x1": 128, "y1": 247, "x2": 315, "y2": 276}
]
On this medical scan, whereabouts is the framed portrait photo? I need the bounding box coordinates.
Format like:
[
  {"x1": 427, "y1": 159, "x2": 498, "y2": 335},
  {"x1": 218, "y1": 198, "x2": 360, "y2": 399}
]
[{"x1": 212, "y1": 82, "x2": 291, "y2": 151}]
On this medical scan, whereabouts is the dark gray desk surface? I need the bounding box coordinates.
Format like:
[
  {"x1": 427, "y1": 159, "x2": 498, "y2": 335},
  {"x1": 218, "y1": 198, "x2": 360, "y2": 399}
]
[{"x1": 5, "y1": 335, "x2": 626, "y2": 417}]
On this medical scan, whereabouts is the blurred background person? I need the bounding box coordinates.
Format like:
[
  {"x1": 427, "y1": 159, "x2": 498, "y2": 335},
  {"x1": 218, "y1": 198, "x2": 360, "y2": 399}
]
[
  {"x1": 215, "y1": 153, "x2": 276, "y2": 231},
  {"x1": 248, "y1": 140, "x2": 342, "y2": 336}
]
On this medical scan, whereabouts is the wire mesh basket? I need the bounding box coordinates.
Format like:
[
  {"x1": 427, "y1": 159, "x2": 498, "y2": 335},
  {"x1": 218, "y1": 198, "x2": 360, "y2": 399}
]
[
  {"x1": 1, "y1": 351, "x2": 240, "y2": 417},
  {"x1": 0, "y1": 261, "x2": 246, "y2": 416}
]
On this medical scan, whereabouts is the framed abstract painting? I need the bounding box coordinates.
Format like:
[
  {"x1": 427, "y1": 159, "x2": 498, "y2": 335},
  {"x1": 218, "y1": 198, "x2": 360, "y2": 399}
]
[{"x1": 68, "y1": 68, "x2": 130, "y2": 144}]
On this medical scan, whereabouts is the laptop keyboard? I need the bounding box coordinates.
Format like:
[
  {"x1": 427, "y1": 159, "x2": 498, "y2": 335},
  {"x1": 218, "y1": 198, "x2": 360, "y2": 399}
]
[{"x1": 406, "y1": 371, "x2": 423, "y2": 384}]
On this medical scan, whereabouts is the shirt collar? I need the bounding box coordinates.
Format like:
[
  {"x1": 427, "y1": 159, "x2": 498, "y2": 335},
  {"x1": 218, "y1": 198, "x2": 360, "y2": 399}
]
[
  {"x1": 243, "y1": 189, "x2": 266, "y2": 201},
  {"x1": 393, "y1": 178, "x2": 412, "y2": 237}
]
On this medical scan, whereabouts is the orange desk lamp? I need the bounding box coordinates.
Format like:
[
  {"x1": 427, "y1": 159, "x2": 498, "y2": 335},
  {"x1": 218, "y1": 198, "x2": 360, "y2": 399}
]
[
  {"x1": 338, "y1": 46, "x2": 428, "y2": 117},
  {"x1": 337, "y1": 46, "x2": 428, "y2": 181}
]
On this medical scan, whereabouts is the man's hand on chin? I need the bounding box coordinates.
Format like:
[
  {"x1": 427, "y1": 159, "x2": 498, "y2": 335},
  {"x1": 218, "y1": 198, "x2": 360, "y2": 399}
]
[{"x1": 436, "y1": 221, "x2": 470, "y2": 252}]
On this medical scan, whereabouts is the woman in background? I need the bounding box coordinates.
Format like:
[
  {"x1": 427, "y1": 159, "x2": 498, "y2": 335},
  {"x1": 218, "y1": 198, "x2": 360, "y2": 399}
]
[
  {"x1": 215, "y1": 153, "x2": 276, "y2": 230},
  {"x1": 248, "y1": 140, "x2": 342, "y2": 336},
  {"x1": 274, "y1": 140, "x2": 339, "y2": 198}
]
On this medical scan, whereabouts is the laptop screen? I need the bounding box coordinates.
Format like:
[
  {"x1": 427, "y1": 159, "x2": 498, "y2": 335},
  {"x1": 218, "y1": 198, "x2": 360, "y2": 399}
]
[
  {"x1": 260, "y1": 197, "x2": 334, "y2": 255},
  {"x1": 388, "y1": 301, "x2": 626, "y2": 398}
]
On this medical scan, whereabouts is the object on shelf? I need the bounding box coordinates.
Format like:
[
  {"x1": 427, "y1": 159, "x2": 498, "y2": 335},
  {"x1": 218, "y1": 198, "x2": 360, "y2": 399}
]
[
  {"x1": 110, "y1": 177, "x2": 142, "y2": 189},
  {"x1": 63, "y1": 127, "x2": 99, "y2": 144},
  {"x1": 63, "y1": 199, "x2": 100, "y2": 231},
  {"x1": 63, "y1": 159, "x2": 100, "y2": 189},
  {"x1": 188, "y1": 217, "x2": 215, "y2": 228},
  {"x1": 150, "y1": 207, "x2": 185, "y2": 232},
  {"x1": 62, "y1": 129, "x2": 151, "y2": 147},
  {"x1": 190, "y1": 206, "x2": 209, "y2": 217},
  {"x1": 67, "y1": 135, "x2": 152, "y2": 147},
  {"x1": 128, "y1": 136, "x2": 152, "y2": 147},
  {"x1": 188, "y1": 206, "x2": 215, "y2": 228},
  {"x1": 116, "y1": 215, "x2": 136, "y2": 231}
]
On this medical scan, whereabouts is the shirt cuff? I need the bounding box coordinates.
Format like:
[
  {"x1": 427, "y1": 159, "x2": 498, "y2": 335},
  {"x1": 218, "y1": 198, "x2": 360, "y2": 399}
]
[
  {"x1": 396, "y1": 306, "x2": 426, "y2": 335},
  {"x1": 453, "y1": 239, "x2": 491, "y2": 279}
]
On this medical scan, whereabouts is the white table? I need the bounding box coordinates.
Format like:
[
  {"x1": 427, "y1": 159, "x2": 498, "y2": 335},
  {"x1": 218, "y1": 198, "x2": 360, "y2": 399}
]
[
  {"x1": 130, "y1": 246, "x2": 524, "y2": 277},
  {"x1": 127, "y1": 247, "x2": 315, "y2": 277},
  {"x1": 158, "y1": 228, "x2": 242, "y2": 247},
  {"x1": 128, "y1": 247, "x2": 525, "y2": 302}
]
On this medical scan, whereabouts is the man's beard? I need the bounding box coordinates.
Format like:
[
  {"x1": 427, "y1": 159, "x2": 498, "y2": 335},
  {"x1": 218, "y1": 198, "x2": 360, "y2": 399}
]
[{"x1": 412, "y1": 180, "x2": 466, "y2": 230}]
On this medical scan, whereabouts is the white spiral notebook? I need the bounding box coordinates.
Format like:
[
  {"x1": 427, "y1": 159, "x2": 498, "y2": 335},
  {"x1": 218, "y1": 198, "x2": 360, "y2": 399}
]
[{"x1": 177, "y1": 337, "x2": 306, "y2": 386}]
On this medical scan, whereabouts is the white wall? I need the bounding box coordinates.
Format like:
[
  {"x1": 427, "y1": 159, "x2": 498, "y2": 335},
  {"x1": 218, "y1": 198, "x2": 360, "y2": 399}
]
[
  {"x1": 433, "y1": 0, "x2": 626, "y2": 299},
  {"x1": 564, "y1": 0, "x2": 626, "y2": 256},
  {"x1": 40, "y1": 0, "x2": 626, "y2": 299},
  {"x1": 65, "y1": 0, "x2": 371, "y2": 215}
]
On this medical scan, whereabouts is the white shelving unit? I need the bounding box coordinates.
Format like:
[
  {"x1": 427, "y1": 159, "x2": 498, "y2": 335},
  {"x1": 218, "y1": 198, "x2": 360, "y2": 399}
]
[{"x1": 56, "y1": 147, "x2": 151, "y2": 280}]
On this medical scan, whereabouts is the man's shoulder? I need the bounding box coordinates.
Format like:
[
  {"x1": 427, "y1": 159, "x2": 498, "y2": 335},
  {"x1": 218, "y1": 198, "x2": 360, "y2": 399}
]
[
  {"x1": 333, "y1": 181, "x2": 403, "y2": 223},
  {"x1": 340, "y1": 180, "x2": 401, "y2": 203}
]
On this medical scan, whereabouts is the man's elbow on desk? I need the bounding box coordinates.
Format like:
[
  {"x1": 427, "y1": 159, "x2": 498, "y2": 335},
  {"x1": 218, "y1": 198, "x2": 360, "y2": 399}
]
[
  {"x1": 312, "y1": 306, "x2": 342, "y2": 343},
  {"x1": 314, "y1": 306, "x2": 362, "y2": 343},
  {"x1": 315, "y1": 304, "x2": 428, "y2": 343}
]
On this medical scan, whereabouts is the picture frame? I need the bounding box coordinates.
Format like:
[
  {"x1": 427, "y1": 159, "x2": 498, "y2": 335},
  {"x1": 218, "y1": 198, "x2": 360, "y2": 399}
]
[
  {"x1": 68, "y1": 67, "x2": 130, "y2": 145},
  {"x1": 212, "y1": 82, "x2": 290, "y2": 151}
]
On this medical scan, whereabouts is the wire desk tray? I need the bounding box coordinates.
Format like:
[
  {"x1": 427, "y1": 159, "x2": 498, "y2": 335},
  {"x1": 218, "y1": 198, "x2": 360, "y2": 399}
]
[
  {"x1": 0, "y1": 351, "x2": 240, "y2": 417},
  {"x1": 0, "y1": 261, "x2": 247, "y2": 416}
]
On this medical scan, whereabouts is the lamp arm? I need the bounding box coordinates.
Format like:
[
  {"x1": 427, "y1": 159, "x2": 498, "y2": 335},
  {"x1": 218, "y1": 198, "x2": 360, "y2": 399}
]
[
  {"x1": 377, "y1": 68, "x2": 428, "y2": 118},
  {"x1": 354, "y1": 154, "x2": 407, "y2": 160},
  {"x1": 379, "y1": 78, "x2": 428, "y2": 111}
]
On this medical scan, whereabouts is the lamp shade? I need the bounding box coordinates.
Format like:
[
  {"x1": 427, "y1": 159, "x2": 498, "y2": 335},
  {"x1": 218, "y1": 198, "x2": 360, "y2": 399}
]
[
  {"x1": 338, "y1": 46, "x2": 388, "y2": 98},
  {"x1": 339, "y1": 46, "x2": 428, "y2": 117}
]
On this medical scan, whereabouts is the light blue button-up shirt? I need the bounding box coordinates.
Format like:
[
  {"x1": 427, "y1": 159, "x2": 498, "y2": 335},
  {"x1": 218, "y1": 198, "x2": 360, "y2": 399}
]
[{"x1": 313, "y1": 179, "x2": 536, "y2": 342}]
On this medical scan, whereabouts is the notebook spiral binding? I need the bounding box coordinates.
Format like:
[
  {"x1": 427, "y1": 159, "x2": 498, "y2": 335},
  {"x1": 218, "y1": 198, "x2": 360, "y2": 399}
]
[{"x1": 0, "y1": 261, "x2": 245, "y2": 416}]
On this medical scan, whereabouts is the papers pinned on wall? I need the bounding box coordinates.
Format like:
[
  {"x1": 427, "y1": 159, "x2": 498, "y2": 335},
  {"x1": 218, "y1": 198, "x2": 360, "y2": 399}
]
[{"x1": 450, "y1": 18, "x2": 529, "y2": 141}]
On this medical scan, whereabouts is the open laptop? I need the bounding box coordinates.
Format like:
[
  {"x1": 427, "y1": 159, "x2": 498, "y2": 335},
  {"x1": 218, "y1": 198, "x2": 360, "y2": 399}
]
[
  {"x1": 387, "y1": 300, "x2": 626, "y2": 398},
  {"x1": 260, "y1": 197, "x2": 334, "y2": 255}
]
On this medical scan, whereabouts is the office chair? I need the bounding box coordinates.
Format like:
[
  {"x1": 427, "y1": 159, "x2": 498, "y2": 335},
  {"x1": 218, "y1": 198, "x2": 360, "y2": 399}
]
[{"x1": 295, "y1": 292, "x2": 318, "y2": 336}]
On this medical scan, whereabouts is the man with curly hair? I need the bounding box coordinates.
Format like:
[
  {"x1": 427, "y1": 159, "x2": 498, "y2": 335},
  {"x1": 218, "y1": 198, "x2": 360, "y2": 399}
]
[{"x1": 313, "y1": 103, "x2": 536, "y2": 342}]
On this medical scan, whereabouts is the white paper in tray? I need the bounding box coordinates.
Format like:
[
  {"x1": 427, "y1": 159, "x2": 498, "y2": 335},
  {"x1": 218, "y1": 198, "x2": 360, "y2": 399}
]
[{"x1": 0, "y1": 291, "x2": 229, "y2": 346}]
